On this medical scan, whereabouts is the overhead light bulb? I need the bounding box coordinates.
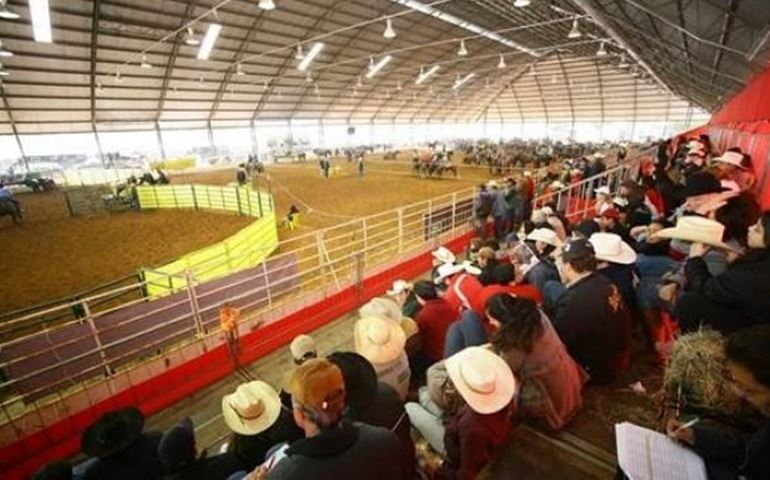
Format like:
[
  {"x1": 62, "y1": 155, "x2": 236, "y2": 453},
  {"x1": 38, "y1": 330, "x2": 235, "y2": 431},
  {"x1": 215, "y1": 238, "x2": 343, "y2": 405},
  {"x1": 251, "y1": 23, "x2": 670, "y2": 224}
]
[
  {"x1": 199, "y1": 74, "x2": 205, "y2": 85},
  {"x1": 513, "y1": 0, "x2": 531, "y2": 6},
  {"x1": 568, "y1": 18, "x2": 582, "y2": 39},
  {"x1": 140, "y1": 54, "x2": 152, "y2": 69},
  {"x1": 185, "y1": 27, "x2": 200, "y2": 46},
  {"x1": 383, "y1": 18, "x2": 396, "y2": 39},
  {"x1": 305, "y1": 72, "x2": 313, "y2": 83},
  {"x1": 497, "y1": 54, "x2": 506, "y2": 69},
  {"x1": 96, "y1": 82, "x2": 104, "y2": 95},
  {"x1": 115, "y1": 70, "x2": 123, "y2": 83},
  {"x1": 0, "y1": 0, "x2": 19, "y2": 19},
  {"x1": 396, "y1": 80, "x2": 402, "y2": 91},
  {"x1": 356, "y1": 75, "x2": 363, "y2": 87},
  {"x1": 0, "y1": 63, "x2": 9, "y2": 76},
  {"x1": 172, "y1": 85, "x2": 178, "y2": 95},
  {"x1": 596, "y1": 41, "x2": 607, "y2": 57},
  {"x1": 236, "y1": 62, "x2": 245, "y2": 75},
  {"x1": 0, "y1": 40, "x2": 13, "y2": 57},
  {"x1": 314, "y1": 84, "x2": 319, "y2": 95},
  {"x1": 263, "y1": 79, "x2": 269, "y2": 89},
  {"x1": 457, "y1": 39, "x2": 468, "y2": 56},
  {"x1": 631, "y1": 67, "x2": 639, "y2": 77},
  {"x1": 258, "y1": 0, "x2": 276, "y2": 10},
  {"x1": 618, "y1": 54, "x2": 629, "y2": 68},
  {"x1": 295, "y1": 45, "x2": 304, "y2": 60}
]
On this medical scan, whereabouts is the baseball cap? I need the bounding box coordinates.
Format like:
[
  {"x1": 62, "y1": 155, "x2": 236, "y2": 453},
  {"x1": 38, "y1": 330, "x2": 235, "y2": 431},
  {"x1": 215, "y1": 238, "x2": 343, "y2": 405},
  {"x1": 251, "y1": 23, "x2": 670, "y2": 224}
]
[
  {"x1": 600, "y1": 208, "x2": 620, "y2": 220},
  {"x1": 157, "y1": 417, "x2": 196, "y2": 471},
  {"x1": 561, "y1": 238, "x2": 595, "y2": 263},
  {"x1": 289, "y1": 358, "x2": 345, "y2": 412},
  {"x1": 290, "y1": 334, "x2": 317, "y2": 364}
]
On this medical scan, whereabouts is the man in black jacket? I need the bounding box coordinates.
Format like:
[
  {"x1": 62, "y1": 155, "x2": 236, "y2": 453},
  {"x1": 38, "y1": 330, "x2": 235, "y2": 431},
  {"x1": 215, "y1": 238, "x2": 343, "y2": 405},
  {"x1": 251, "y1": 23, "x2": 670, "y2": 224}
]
[
  {"x1": 551, "y1": 239, "x2": 632, "y2": 385},
  {"x1": 666, "y1": 325, "x2": 770, "y2": 480},
  {"x1": 265, "y1": 358, "x2": 410, "y2": 480}
]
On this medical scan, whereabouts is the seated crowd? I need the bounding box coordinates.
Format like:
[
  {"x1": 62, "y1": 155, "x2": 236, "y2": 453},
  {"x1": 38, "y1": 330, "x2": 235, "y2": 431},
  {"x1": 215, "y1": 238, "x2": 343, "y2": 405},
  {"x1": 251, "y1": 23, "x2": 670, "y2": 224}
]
[{"x1": 34, "y1": 136, "x2": 770, "y2": 480}]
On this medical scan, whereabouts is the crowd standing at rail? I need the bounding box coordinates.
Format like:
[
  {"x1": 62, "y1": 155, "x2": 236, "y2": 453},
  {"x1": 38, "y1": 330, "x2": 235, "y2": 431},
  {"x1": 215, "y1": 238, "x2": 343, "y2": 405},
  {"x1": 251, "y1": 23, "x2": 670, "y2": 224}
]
[{"x1": 31, "y1": 135, "x2": 770, "y2": 480}]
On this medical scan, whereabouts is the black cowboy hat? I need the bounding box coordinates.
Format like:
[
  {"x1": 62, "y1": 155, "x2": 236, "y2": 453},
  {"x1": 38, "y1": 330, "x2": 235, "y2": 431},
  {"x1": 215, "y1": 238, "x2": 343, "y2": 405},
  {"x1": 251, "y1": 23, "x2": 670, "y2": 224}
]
[
  {"x1": 326, "y1": 352, "x2": 377, "y2": 413},
  {"x1": 81, "y1": 407, "x2": 144, "y2": 458},
  {"x1": 684, "y1": 171, "x2": 726, "y2": 198}
]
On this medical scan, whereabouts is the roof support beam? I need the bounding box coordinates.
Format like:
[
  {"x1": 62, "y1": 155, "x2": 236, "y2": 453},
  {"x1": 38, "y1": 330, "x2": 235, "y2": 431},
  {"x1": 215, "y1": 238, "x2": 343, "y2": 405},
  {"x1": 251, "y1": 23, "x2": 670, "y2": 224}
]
[
  {"x1": 89, "y1": 0, "x2": 104, "y2": 165},
  {"x1": 555, "y1": 52, "x2": 575, "y2": 138},
  {"x1": 0, "y1": 88, "x2": 27, "y2": 170},
  {"x1": 572, "y1": 0, "x2": 676, "y2": 98},
  {"x1": 471, "y1": 61, "x2": 536, "y2": 122},
  {"x1": 674, "y1": 0, "x2": 694, "y2": 77},
  {"x1": 155, "y1": 1, "x2": 199, "y2": 124},
  {"x1": 709, "y1": 0, "x2": 737, "y2": 89}
]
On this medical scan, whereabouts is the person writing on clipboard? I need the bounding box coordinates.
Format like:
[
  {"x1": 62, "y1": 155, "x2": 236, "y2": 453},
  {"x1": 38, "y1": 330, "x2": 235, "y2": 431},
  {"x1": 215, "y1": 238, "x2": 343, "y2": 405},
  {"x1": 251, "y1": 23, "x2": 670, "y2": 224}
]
[{"x1": 665, "y1": 325, "x2": 770, "y2": 480}]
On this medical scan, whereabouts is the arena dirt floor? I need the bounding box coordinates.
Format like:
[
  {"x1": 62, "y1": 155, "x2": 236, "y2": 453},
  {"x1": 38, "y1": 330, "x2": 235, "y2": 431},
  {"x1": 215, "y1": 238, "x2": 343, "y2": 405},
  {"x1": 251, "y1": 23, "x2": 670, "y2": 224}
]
[{"x1": 0, "y1": 155, "x2": 513, "y2": 316}]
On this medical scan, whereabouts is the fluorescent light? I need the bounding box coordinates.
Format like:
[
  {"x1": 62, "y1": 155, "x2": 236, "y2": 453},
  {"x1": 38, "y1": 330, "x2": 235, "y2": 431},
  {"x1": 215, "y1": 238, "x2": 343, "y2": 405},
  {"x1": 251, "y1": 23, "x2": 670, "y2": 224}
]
[
  {"x1": 513, "y1": 0, "x2": 531, "y2": 6},
  {"x1": 389, "y1": 0, "x2": 540, "y2": 57},
  {"x1": 297, "y1": 42, "x2": 323, "y2": 71},
  {"x1": 384, "y1": 18, "x2": 396, "y2": 39},
  {"x1": 0, "y1": 0, "x2": 19, "y2": 19},
  {"x1": 365, "y1": 55, "x2": 392, "y2": 79},
  {"x1": 0, "y1": 40, "x2": 12, "y2": 57},
  {"x1": 0, "y1": 63, "x2": 9, "y2": 76},
  {"x1": 415, "y1": 65, "x2": 439, "y2": 85},
  {"x1": 259, "y1": 0, "x2": 276, "y2": 10},
  {"x1": 453, "y1": 72, "x2": 475, "y2": 90},
  {"x1": 197, "y1": 23, "x2": 222, "y2": 60},
  {"x1": 29, "y1": 0, "x2": 52, "y2": 43}
]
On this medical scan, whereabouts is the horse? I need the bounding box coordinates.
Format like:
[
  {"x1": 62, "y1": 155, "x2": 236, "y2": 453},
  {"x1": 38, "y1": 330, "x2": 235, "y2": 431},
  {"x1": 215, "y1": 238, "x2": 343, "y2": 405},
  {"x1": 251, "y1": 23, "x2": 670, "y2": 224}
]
[{"x1": 0, "y1": 198, "x2": 22, "y2": 224}]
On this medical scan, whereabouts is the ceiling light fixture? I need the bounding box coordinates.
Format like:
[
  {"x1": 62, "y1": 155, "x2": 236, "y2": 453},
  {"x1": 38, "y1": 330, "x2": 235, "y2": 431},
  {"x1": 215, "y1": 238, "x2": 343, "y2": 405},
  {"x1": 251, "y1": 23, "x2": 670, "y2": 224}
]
[
  {"x1": 29, "y1": 0, "x2": 52, "y2": 43},
  {"x1": 0, "y1": 63, "x2": 10, "y2": 76},
  {"x1": 172, "y1": 85, "x2": 179, "y2": 95},
  {"x1": 258, "y1": 0, "x2": 276, "y2": 10},
  {"x1": 457, "y1": 39, "x2": 468, "y2": 56},
  {"x1": 618, "y1": 54, "x2": 629, "y2": 68},
  {"x1": 389, "y1": 0, "x2": 540, "y2": 56},
  {"x1": 357, "y1": 76, "x2": 363, "y2": 87},
  {"x1": 497, "y1": 54, "x2": 506, "y2": 69},
  {"x1": 236, "y1": 62, "x2": 245, "y2": 75},
  {"x1": 297, "y1": 42, "x2": 323, "y2": 71},
  {"x1": 513, "y1": 0, "x2": 531, "y2": 7},
  {"x1": 305, "y1": 72, "x2": 313, "y2": 82},
  {"x1": 366, "y1": 55, "x2": 392, "y2": 79},
  {"x1": 0, "y1": 0, "x2": 19, "y2": 19},
  {"x1": 568, "y1": 18, "x2": 582, "y2": 39},
  {"x1": 596, "y1": 41, "x2": 607, "y2": 57},
  {"x1": 140, "y1": 54, "x2": 152, "y2": 69},
  {"x1": 0, "y1": 40, "x2": 12, "y2": 57},
  {"x1": 115, "y1": 70, "x2": 123, "y2": 83},
  {"x1": 383, "y1": 18, "x2": 396, "y2": 39},
  {"x1": 199, "y1": 74, "x2": 205, "y2": 85},
  {"x1": 197, "y1": 23, "x2": 222, "y2": 60},
  {"x1": 96, "y1": 82, "x2": 104, "y2": 95},
  {"x1": 453, "y1": 72, "x2": 475, "y2": 90},
  {"x1": 295, "y1": 45, "x2": 304, "y2": 60},
  {"x1": 185, "y1": 27, "x2": 200, "y2": 46},
  {"x1": 415, "y1": 65, "x2": 439, "y2": 84}
]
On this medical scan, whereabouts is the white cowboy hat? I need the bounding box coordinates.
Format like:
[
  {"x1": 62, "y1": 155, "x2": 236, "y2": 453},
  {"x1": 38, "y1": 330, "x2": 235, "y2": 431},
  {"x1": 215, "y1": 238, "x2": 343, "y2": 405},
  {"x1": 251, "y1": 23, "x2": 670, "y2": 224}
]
[
  {"x1": 612, "y1": 196, "x2": 629, "y2": 208},
  {"x1": 712, "y1": 151, "x2": 746, "y2": 170},
  {"x1": 289, "y1": 334, "x2": 317, "y2": 363},
  {"x1": 687, "y1": 140, "x2": 705, "y2": 150},
  {"x1": 431, "y1": 246, "x2": 456, "y2": 264},
  {"x1": 594, "y1": 186, "x2": 611, "y2": 196},
  {"x1": 386, "y1": 280, "x2": 412, "y2": 297},
  {"x1": 523, "y1": 170, "x2": 532, "y2": 177},
  {"x1": 446, "y1": 346, "x2": 516, "y2": 415},
  {"x1": 359, "y1": 297, "x2": 403, "y2": 324},
  {"x1": 589, "y1": 232, "x2": 637, "y2": 265},
  {"x1": 354, "y1": 316, "x2": 406, "y2": 365},
  {"x1": 652, "y1": 216, "x2": 740, "y2": 252},
  {"x1": 486, "y1": 180, "x2": 501, "y2": 189},
  {"x1": 526, "y1": 228, "x2": 562, "y2": 247},
  {"x1": 434, "y1": 262, "x2": 465, "y2": 284},
  {"x1": 592, "y1": 152, "x2": 606, "y2": 159},
  {"x1": 461, "y1": 260, "x2": 482, "y2": 276},
  {"x1": 551, "y1": 181, "x2": 565, "y2": 189},
  {"x1": 541, "y1": 206, "x2": 555, "y2": 216},
  {"x1": 222, "y1": 381, "x2": 281, "y2": 436}
]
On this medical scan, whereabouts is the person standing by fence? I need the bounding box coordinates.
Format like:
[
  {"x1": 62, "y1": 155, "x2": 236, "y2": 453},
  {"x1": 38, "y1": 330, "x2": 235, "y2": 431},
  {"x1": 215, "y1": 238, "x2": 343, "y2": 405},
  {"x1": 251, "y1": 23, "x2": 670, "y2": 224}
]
[{"x1": 220, "y1": 304, "x2": 241, "y2": 366}]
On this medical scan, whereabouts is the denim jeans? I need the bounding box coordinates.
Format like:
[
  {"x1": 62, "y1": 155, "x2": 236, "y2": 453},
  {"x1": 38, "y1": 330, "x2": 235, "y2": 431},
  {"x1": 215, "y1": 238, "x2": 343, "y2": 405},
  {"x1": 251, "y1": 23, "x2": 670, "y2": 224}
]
[
  {"x1": 444, "y1": 310, "x2": 489, "y2": 358},
  {"x1": 542, "y1": 280, "x2": 567, "y2": 313}
]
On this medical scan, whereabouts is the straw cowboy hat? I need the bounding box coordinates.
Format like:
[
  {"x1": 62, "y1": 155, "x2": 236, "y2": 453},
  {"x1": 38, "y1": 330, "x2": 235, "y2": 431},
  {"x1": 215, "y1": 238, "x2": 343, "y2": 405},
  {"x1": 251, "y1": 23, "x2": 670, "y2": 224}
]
[
  {"x1": 712, "y1": 151, "x2": 747, "y2": 170},
  {"x1": 222, "y1": 381, "x2": 281, "y2": 435},
  {"x1": 431, "y1": 246, "x2": 456, "y2": 264},
  {"x1": 594, "y1": 186, "x2": 611, "y2": 196},
  {"x1": 354, "y1": 316, "x2": 406, "y2": 365},
  {"x1": 386, "y1": 280, "x2": 412, "y2": 297},
  {"x1": 446, "y1": 346, "x2": 516, "y2": 414},
  {"x1": 81, "y1": 407, "x2": 144, "y2": 458},
  {"x1": 526, "y1": 227, "x2": 562, "y2": 247},
  {"x1": 652, "y1": 216, "x2": 740, "y2": 252},
  {"x1": 359, "y1": 297, "x2": 403, "y2": 324},
  {"x1": 589, "y1": 232, "x2": 637, "y2": 265}
]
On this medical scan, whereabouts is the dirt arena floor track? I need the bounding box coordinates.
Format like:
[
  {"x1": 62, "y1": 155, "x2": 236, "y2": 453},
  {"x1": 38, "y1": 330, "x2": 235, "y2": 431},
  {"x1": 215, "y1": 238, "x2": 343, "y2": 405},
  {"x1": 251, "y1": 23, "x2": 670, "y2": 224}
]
[{"x1": 2, "y1": 155, "x2": 506, "y2": 317}]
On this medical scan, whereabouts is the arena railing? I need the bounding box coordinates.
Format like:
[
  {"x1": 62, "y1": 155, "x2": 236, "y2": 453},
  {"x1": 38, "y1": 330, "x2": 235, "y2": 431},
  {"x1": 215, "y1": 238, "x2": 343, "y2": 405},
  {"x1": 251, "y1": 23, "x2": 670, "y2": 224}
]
[{"x1": 0, "y1": 185, "x2": 477, "y2": 477}]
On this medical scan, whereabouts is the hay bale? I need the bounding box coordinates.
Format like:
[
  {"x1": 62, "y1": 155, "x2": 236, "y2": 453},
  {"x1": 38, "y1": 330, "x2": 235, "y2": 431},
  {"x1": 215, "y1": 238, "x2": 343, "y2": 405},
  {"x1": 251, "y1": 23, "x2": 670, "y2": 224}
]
[{"x1": 663, "y1": 329, "x2": 747, "y2": 419}]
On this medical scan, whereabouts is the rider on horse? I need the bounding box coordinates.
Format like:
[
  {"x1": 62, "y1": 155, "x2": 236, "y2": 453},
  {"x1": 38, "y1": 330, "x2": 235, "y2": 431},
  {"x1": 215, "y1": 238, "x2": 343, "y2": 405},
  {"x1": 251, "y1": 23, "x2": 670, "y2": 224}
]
[{"x1": 0, "y1": 183, "x2": 21, "y2": 211}]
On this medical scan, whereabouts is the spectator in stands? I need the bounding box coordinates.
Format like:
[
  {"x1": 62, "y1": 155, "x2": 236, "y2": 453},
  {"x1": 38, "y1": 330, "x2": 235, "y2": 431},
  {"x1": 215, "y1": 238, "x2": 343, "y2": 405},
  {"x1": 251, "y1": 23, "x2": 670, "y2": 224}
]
[
  {"x1": 158, "y1": 417, "x2": 242, "y2": 479},
  {"x1": 618, "y1": 180, "x2": 653, "y2": 228},
  {"x1": 408, "y1": 346, "x2": 515, "y2": 480},
  {"x1": 223, "y1": 381, "x2": 303, "y2": 472},
  {"x1": 547, "y1": 239, "x2": 632, "y2": 385},
  {"x1": 290, "y1": 334, "x2": 317, "y2": 366},
  {"x1": 80, "y1": 407, "x2": 165, "y2": 480},
  {"x1": 596, "y1": 208, "x2": 630, "y2": 242},
  {"x1": 265, "y1": 359, "x2": 410, "y2": 479},
  {"x1": 594, "y1": 186, "x2": 613, "y2": 216},
  {"x1": 412, "y1": 280, "x2": 457, "y2": 373},
  {"x1": 489, "y1": 181, "x2": 509, "y2": 239},
  {"x1": 522, "y1": 227, "x2": 562, "y2": 293},
  {"x1": 571, "y1": 218, "x2": 600, "y2": 240},
  {"x1": 431, "y1": 246, "x2": 456, "y2": 283},
  {"x1": 437, "y1": 262, "x2": 483, "y2": 314},
  {"x1": 487, "y1": 295, "x2": 586, "y2": 430},
  {"x1": 472, "y1": 263, "x2": 543, "y2": 316},
  {"x1": 353, "y1": 315, "x2": 410, "y2": 400},
  {"x1": 387, "y1": 279, "x2": 421, "y2": 319},
  {"x1": 326, "y1": 352, "x2": 415, "y2": 471},
  {"x1": 675, "y1": 212, "x2": 770, "y2": 333},
  {"x1": 664, "y1": 325, "x2": 770, "y2": 480},
  {"x1": 589, "y1": 233, "x2": 638, "y2": 312},
  {"x1": 473, "y1": 184, "x2": 493, "y2": 239},
  {"x1": 475, "y1": 247, "x2": 499, "y2": 286}
]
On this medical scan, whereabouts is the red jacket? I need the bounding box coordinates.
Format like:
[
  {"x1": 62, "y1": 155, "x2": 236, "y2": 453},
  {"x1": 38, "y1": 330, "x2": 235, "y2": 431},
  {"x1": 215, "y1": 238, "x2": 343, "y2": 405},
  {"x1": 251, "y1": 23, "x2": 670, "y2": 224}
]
[
  {"x1": 415, "y1": 298, "x2": 457, "y2": 362},
  {"x1": 443, "y1": 274, "x2": 484, "y2": 315},
  {"x1": 471, "y1": 284, "x2": 543, "y2": 318}
]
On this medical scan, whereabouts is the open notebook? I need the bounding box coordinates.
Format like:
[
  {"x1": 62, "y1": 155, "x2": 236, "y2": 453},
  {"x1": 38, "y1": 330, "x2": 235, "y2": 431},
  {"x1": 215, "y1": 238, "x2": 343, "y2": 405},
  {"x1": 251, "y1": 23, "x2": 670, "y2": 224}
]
[{"x1": 615, "y1": 422, "x2": 708, "y2": 480}]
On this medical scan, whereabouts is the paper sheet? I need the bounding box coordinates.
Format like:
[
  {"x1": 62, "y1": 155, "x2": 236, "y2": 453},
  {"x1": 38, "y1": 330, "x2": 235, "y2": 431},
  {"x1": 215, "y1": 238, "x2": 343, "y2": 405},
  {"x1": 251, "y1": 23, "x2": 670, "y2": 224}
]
[{"x1": 615, "y1": 422, "x2": 707, "y2": 480}]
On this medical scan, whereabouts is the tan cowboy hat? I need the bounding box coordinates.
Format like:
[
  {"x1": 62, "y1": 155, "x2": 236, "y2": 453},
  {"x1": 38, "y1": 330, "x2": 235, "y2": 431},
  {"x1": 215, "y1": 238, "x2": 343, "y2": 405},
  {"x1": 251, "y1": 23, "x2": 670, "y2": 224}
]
[
  {"x1": 289, "y1": 334, "x2": 317, "y2": 363},
  {"x1": 446, "y1": 346, "x2": 516, "y2": 415},
  {"x1": 354, "y1": 316, "x2": 406, "y2": 365},
  {"x1": 431, "y1": 246, "x2": 456, "y2": 264},
  {"x1": 386, "y1": 280, "x2": 412, "y2": 297},
  {"x1": 359, "y1": 297, "x2": 402, "y2": 324},
  {"x1": 653, "y1": 216, "x2": 739, "y2": 252},
  {"x1": 712, "y1": 151, "x2": 746, "y2": 170},
  {"x1": 589, "y1": 232, "x2": 637, "y2": 265},
  {"x1": 222, "y1": 381, "x2": 281, "y2": 436},
  {"x1": 526, "y1": 227, "x2": 562, "y2": 247}
]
